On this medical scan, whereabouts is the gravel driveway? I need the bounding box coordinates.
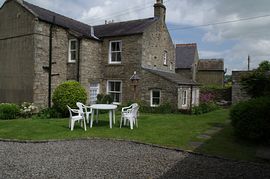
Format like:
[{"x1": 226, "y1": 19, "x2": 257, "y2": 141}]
[{"x1": 0, "y1": 139, "x2": 270, "y2": 179}]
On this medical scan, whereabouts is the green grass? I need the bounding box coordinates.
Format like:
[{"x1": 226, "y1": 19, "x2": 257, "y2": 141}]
[{"x1": 0, "y1": 109, "x2": 262, "y2": 162}]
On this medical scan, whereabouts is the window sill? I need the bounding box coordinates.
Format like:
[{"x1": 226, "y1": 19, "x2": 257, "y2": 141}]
[
  {"x1": 105, "y1": 64, "x2": 124, "y2": 67},
  {"x1": 67, "y1": 61, "x2": 76, "y2": 64}
]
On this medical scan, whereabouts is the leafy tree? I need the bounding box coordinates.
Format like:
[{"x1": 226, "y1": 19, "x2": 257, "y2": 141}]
[{"x1": 241, "y1": 61, "x2": 270, "y2": 98}]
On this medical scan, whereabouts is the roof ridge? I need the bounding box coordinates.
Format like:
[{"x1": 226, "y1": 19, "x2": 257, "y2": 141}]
[
  {"x1": 94, "y1": 17, "x2": 157, "y2": 27},
  {"x1": 176, "y1": 43, "x2": 197, "y2": 47}
]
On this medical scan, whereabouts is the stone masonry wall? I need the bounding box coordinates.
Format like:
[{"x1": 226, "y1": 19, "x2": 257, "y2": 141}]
[
  {"x1": 140, "y1": 69, "x2": 178, "y2": 107},
  {"x1": 232, "y1": 71, "x2": 251, "y2": 104},
  {"x1": 0, "y1": 1, "x2": 35, "y2": 104},
  {"x1": 33, "y1": 21, "x2": 71, "y2": 108},
  {"x1": 80, "y1": 39, "x2": 102, "y2": 104},
  {"x1": 142, "y1": 20, "x2": 175, "y2": 73},
  {"x1": 99, "y1": 35, "x2": 142, "y2": 103}
]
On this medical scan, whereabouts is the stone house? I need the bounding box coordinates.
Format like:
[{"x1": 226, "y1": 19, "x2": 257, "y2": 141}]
[
  {"x1": 175, "y1": 43, "x2": 199, "y2": 81},
  {"x1": 175, "y1": 43, "x2": 224, "y2": 87},
  {"x1": 0, "y1": 0, "x2": 199, "y2": 110}
]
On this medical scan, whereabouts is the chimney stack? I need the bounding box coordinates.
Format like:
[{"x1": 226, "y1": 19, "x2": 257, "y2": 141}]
[{"x1": 154, "y1": 0, "x2": 166, "y2": 22}]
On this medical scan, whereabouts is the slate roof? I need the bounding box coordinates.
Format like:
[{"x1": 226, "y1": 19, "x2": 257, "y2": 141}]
[
  {"x1": 93, "y1": 17, "x2": 158, "y2": 38},
  {"x1": 198, "y1": 59, "x2": 224, "y2": 71},
  {"x1": 175, "y1": 43, "x2": 197, "y2": 69},
  {"x1": 9, "y1": 0, "x2": 97, "y2": 40},
  {"x1": 143, "y1": 68, "x2": 197, "y2": 85}
]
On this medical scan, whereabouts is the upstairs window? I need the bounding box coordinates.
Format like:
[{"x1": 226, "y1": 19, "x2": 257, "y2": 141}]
[
  {"x1": 163, "y1": 51, "x2": 168, "y2": 65},
  {"x1": 109, "y1": 41, "x2": 122, "y2": 64},
  {"x1": 68, "y1": 39, "x2": 78, "y2": 63},
  {"x1": 107, "y1": 80, "x2": 122, "y2": 103},
  {"x1": 151, "y1": 90, "x2": 161, "y2": 107}
]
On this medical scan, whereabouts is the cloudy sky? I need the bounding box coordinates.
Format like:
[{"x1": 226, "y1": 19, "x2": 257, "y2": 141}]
[{"x1": 1, "y1": 0, "x2": 270, "y2": 74}]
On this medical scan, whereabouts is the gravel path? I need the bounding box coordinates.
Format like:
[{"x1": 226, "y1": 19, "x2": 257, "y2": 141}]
[{"x1": 0, "y1": 139, "x2": 269, "y2": 179}]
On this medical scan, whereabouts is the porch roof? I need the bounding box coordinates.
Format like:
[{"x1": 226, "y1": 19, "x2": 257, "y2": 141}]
[{"x1": 143, "y1": 68, "x2": 198, "y2": 86}]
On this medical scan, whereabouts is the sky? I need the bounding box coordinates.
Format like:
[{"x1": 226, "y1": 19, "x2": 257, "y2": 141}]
[{"x1": 1, "y1": 0, "x2": 270, "y2": 74}]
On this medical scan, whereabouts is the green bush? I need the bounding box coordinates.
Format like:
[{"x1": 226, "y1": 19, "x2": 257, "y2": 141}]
[
  {"x1": 230, "y1": 97, "x2": 270, "y2": 142},
  {"x1": 135, "y1": 101, "x2": 177, "y2": 114},
  {"x1": 0, "y1": 103, "x2": 20, "y2": 120},
  {"x1": 52, "y1": 81, "x2": 87, "y2": 116},
  {"x1": 97, "y1": 94, "x2": 113, "y2": 104},
  {"x1": 37, "y1": 107, "x2": 62, "y2": 119},
  {"x1": 192, "y1": 102, "x2": 220, "y2": 115}
]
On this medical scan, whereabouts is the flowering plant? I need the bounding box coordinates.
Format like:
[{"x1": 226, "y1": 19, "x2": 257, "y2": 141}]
[
  {"x1": 199, "y1": 92, "x2": 215, "y2": 103},
  {"x1": 20, "y1": 102, "x2": 38, "y2": 118}
]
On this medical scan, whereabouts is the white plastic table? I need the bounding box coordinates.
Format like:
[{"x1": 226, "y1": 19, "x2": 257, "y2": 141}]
[{"x1": 90, "y1": 104, "x2": 117, "y2": 129}]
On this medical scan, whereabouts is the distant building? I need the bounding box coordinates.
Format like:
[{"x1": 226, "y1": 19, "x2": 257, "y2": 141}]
[
  {"x1": 197, "y1": 59, "x2": 225, "y2": 87},
  {"x1": 175, "y1": 43, "x2": 198, "y2": 81}
]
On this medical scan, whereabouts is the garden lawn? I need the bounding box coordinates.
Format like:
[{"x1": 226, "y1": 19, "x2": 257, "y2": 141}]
[{"x1": 0, "y1": 109, "x2": 260, "y2": 161}]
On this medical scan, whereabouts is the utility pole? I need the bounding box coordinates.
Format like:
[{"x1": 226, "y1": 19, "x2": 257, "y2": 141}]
[{"x1": 248, "y1": 55, "x2": 250, "y2": 71}]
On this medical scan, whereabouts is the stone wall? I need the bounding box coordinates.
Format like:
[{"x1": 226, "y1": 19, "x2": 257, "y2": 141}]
[
  {"x1": 142, "y1": 20, "x2": 175, "y2": 73},
  {"x1": 232, "y1": 71, "x2": 251, "y2": 104},
  {"x1": 33, "y1": 21, "x2": 71, "y2": 108},
  {"x1": 80, "y1": 39, "x2": 102, "y2": 104},
  {"x1": 99, "y1": 35, "x2": 142, "y2": 103},
  {"x1": 0, "y1": 1, "x2": 35, "y2": 104},
  {"x1": 140, "y1": 69, "x2": 178, "y2": 107}
]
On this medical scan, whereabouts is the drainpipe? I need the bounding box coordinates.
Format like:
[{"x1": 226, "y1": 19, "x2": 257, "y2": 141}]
[
  {"x1": 77, "y1": 39, "x2": 81, "y2": 82},
  {"x1": 48, "y1": 16, "x2": 55, "y2": 108},
  {"x1": 189, "y1": 85, "x2": 193, "y2": 114}
]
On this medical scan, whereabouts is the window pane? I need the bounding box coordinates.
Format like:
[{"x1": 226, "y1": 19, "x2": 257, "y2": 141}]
[
  {"x1": 116, "y1": 52, "x2": 121, "y2": 62},
  {"x1": 152, "y1": 98, "x2": 160, "y2": 105},
  {"x1": 71, "y1": 51, "x2": 76, "y2": 60},
  {"x1": 114, "y1": 82, "x2": 121, "y2": 91},
  {"x1": 116, "y1": 42, "x2": 120, "y2": 51},
  {"x1": 111, "y1": 52, "x2": 117, "y2": 62},
  {"x1": 111, "y1": 42, "x2": 116, "y2": 51},
  {"x1": 71, "y1": 41, "x2": 76, "y2": 50},
  {"x1": 152, "y1": 91, "x2": 160, "y2": 98},
  {"x1": 109, "y1": 82, "x2": 115, "y2": 91}
]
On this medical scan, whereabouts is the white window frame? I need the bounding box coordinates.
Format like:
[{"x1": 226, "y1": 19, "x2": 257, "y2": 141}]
[
  {"x1": 182, "y1": 90, "x2": 188, "y2": 107},
  {"x1": 151, "y1": 89, "x2": 161, "y2": 107},
  {"x1": 107, "y1": 80, "x2": 122, "y2": 104},
  {"x1": 89, "y1": 83, "x2": 100, "y2": 105},
  {"x1": 109, "y1": 40, "x2": 122, "y2": 64},
  {"x1": 68, "y1": 39, "x2": 78, "y2": 63},
  {"x1": 163, "y1": 50, "x2": 168, "y2": 65}
]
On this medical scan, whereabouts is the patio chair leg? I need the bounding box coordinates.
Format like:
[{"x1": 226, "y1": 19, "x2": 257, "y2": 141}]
[
  {"x1": 130, "y1": 119, "x2": 133, "y2": 130},
  {"x1": 83, "y1": 119, "x2": 87, "y2": 131},
  {"x1": 120, "y1": 116, "x2": 123, "y2": 128},
  {"x1": 71, "y1": 120, "x2": 74, "y2": 131}
]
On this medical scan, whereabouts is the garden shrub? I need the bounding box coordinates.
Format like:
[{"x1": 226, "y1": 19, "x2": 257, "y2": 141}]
[
  {"x1": 230, "y1": 96, "x2": 270, "y2": 142},
  {"x1": 20, "y1": 102, "x2": 38, "y2": 118},
  {"x1": 0, "y1": 103, "x2": 20, "y2": 120},
  {"x1": 96, "y1": 94, "x2": 113, "y2": 104},
  {"x1": 52, "y1": 81, "x2": 87, "y2": 116},
  {"x1": 135, "y1": 101, "x2": 177, "y2": 114},
  {"x1": 192, "y1": 102, "x2": 220, "y2": 115},
  {"x1": 37, "y1": 107, "x2": 62, "y2": 119}
]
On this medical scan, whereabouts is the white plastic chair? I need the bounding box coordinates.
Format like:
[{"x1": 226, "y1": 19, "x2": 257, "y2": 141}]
[
  {"x1": 76, "y1": 102, "x2": 92, "y2": 124},
  {"x1": 120, "y1": 103, "x2": 139, "y2": 130},
  {"x1": 67, "y1": 105, "x2": 86, "y2": 131}
]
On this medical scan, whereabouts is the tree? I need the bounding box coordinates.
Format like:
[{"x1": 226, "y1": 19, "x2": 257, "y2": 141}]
[{"x1": 240, "y1": 61, "x2": 270, "y2": 98}]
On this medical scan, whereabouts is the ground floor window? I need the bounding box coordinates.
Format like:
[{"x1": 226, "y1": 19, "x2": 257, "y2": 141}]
[
  {"x1": 182, "y1": 90, "x2": 188, "y2": 106},
  {"x1": 107, "y1": 80, "x2": 122, "y2": 103},
  {"x1": 151, "y1": 90, "x2": 161, "y2": 107},
  {"x1": 90, "y1": 83, "x2": 99, "y2": 104}
]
